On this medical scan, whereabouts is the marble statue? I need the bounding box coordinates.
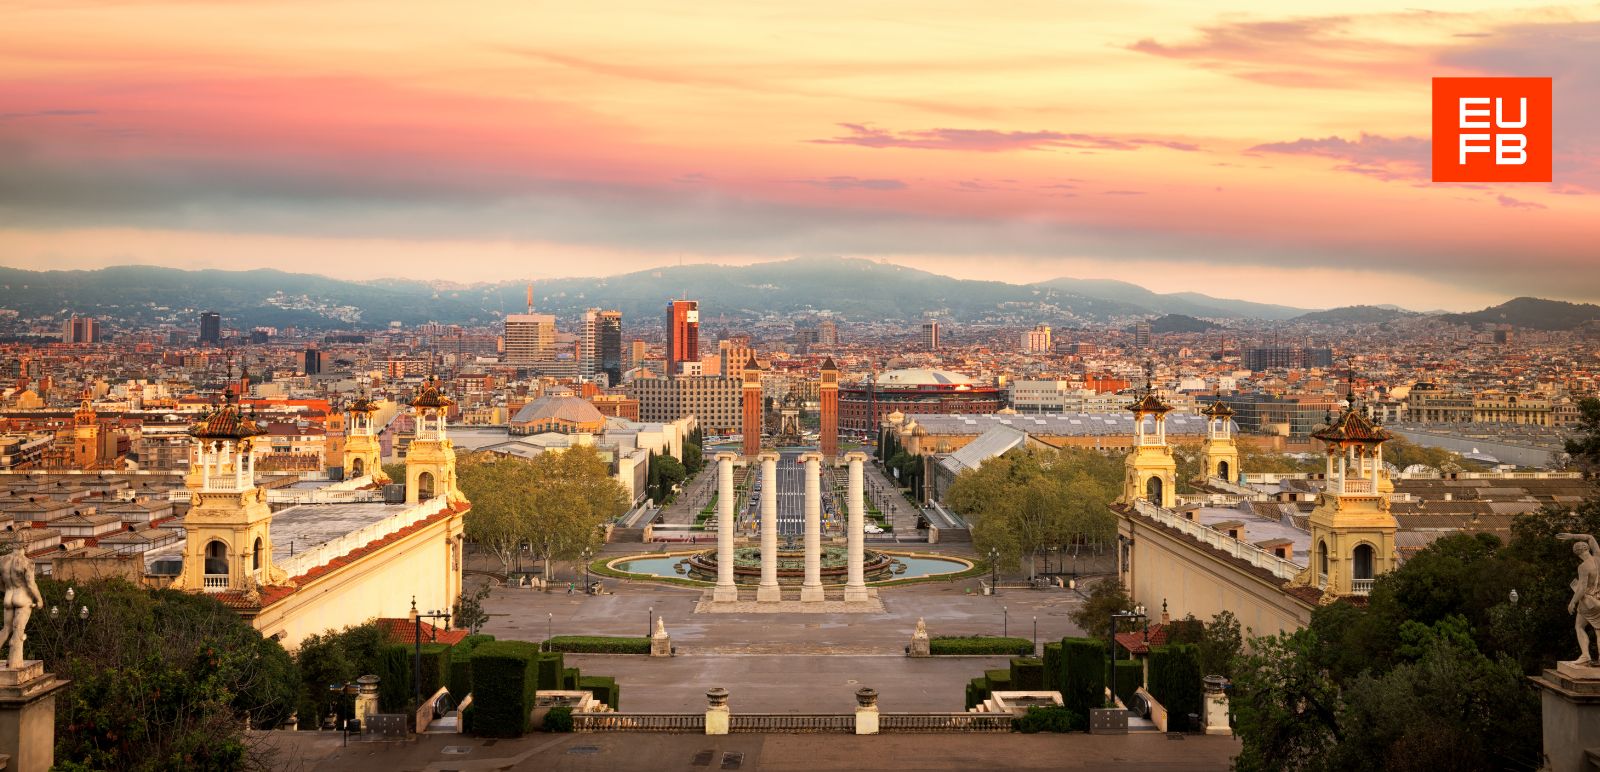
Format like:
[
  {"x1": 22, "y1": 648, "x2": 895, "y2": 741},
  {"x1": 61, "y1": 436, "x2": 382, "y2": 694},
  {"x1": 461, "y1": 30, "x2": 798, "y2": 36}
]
[
  {"x1": 654, "y1": 616, "x2": 667, "y2": 637},
  {"x1": 0, "y1": 549, "x2": 43, "y2": 669},
  {"x1": 1559, "y1": 532, "x2": 1600, "y2": 666},
  {"x1": 913, "y1": 617, "x2": 928, "y2": 639}
]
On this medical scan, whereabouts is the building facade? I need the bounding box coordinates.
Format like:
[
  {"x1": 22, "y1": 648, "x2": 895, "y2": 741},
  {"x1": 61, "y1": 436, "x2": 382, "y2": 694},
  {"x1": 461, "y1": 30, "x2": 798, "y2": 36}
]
[
  {"x1": 665, "y1": 300, "x2": 700, "y2": 377},
  {"x1": 839, "y1": 369, "x2": 1002, "y2": 432},
  {"x1": 631, "y1": 374, "x2": 743, "y2": 433}
]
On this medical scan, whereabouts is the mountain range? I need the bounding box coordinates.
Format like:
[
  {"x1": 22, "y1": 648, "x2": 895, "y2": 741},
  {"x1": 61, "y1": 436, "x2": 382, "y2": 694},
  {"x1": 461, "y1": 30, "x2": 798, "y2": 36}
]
[{"x1": 1, "y1": 258, "x2": 1595, "y2": 332}]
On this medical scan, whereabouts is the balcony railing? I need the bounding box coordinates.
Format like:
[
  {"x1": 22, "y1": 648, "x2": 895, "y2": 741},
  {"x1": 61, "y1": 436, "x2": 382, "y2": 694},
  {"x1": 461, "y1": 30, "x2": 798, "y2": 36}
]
[
  {"x1": 1350, "y1": 578, "x2": 1374, "y2": 595},
  {"x1": 1342, "y1": 478, "x2": 1375, "y2": 494},
  {"x1": 1317, "y1": 573, "x2": 1328, "y2": 589},
  {"x1": 202, "y1": 574, "x2": 229, "y2": 592},
  {"x1": 1132, "y1": 499, "x2": 1304, "y2": 581}
]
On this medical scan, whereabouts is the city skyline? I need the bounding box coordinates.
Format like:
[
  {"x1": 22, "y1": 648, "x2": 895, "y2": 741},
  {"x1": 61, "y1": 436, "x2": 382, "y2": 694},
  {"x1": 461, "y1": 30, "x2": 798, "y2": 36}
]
[{"x1": 1, "y1": 2, "x2": 1597, "y2": 310}]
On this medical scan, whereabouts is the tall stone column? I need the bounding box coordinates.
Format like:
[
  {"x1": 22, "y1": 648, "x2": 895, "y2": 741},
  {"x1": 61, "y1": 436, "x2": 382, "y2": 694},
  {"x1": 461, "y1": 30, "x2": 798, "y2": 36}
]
[
  {"x1": 799, "y1": 452, "x2": 825, "y2": 602},
  {"x1": 756, "y1": 452, "x2": 781, "y2": 602},
  {"x1": 844, "y1": 451, "x2": 869, "y2": 602},
  {"x1": 712, "y1": 452, "x2": 739, "y2": 602}
]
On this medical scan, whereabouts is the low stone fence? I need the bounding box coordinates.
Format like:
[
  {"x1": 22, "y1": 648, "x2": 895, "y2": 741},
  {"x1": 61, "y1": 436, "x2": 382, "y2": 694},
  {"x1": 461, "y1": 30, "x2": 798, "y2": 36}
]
[
  {"x1": 573, "y1": 713, "x2": 705, "y2": 733},
  {"x1": 572, "y1": 711, "x2": 1012, "y2": 734}
]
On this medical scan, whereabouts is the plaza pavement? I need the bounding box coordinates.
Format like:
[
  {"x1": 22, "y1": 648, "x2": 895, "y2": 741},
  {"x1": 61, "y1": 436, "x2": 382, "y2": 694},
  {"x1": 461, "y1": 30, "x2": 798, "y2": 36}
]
[{"x1": 263, "y1": 729, "x2": 1241, "y2": 771}]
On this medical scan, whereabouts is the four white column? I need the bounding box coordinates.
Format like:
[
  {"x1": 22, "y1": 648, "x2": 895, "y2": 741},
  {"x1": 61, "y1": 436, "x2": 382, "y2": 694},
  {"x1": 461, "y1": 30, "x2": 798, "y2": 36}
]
[
  {"x1": 844, "y1": 452, "x2": 869, "y2": 602},
  {"x1": 756, "y1": 452, "x2": 781, "y2": 602},
  {"x1": 712, "y1": 452, "x2": 739, "y2": 602},
  {"x1": 799, "y1": 452, "x2": 825, "y2": 602}
]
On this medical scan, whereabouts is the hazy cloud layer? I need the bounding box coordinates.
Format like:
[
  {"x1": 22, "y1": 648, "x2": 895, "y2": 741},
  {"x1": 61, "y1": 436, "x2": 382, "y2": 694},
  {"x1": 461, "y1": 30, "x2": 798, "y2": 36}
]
[{"x1": 810, "y1": 124, "x2": 1200, "y2": 152}]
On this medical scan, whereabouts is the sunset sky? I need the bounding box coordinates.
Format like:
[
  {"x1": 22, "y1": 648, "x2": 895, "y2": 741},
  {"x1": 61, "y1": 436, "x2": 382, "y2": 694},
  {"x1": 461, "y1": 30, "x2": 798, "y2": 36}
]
[{"x1": 1, "y1": 1, "x2": 1597, "y2": 310}]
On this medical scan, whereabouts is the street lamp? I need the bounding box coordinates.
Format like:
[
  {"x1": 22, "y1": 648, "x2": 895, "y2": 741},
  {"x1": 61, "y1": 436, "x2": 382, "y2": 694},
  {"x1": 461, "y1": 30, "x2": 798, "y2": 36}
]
[
  {"x1": 1108, "y1": 606, "x2": 1148, "y2": 711},
  {"x1": 1033, "y1": 616, "x2": 1038, "y2": 654},
  {"x1": 989, "y1": 547, "x2": 1000, "y2": 596},
  {"x1": 410, "y1": 597, "x2": 451, "y2": 722},
  {"x1": 1002, "y1": 605, "x2": 1008, "y2": 637},
  {"x1": 648, "y1": 606, "x2": 654, "y2": 637},
  {"x1": 581, "y1": 548, "x2": 593, "y2": 595},
  {"x1": 547, "y1": 612, "x2": 553, "y2": 643}
]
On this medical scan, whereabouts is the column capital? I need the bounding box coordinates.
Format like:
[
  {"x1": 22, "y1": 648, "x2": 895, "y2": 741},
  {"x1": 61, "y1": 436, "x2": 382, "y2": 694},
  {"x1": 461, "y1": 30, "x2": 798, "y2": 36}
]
[
  {"x1": 714, "y1": 451, "x2": 739, "y2": 463},
  {"x1": 844, "y1": 451, "x2": 868, "y2": 463},
  {"x1": 797, "y1": 451, "x2": 823, "y2": 464},
  {"x1": 757, "y1": 451, "x2": 780, "y2": 463}
]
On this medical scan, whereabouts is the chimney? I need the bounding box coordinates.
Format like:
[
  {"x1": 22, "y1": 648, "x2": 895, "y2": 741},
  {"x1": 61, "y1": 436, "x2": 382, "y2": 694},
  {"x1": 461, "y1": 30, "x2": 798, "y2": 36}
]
[{"x1": 1161, "y1": 599, "x2": 1170, "y2": 626}]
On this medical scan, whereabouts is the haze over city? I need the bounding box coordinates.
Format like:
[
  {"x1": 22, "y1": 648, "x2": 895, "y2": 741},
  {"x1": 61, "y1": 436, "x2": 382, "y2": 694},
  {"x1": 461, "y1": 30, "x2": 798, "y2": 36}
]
[{"x1": 2, "y1": 1, "x2": 1598, "y2": 309}]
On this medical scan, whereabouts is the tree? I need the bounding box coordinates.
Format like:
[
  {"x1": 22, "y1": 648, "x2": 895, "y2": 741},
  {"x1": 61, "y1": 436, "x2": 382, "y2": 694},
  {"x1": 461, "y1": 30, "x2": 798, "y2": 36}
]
[
  {"x1": 453, "y1": 584, "x2": 492, "y2": 634},
  {"x1": 458, "y1": 453, "x2": 532, "y2": 572},
  {"x1": 945, "y1": 447, "x2": 1118, "y2": 576},
  {"x1": 650, "y1": 453, "x2": 687, "y2": 504},
  {"x1": 1230, "y1": 629, "x2": 1343, "y2": 772},
  {"x1": 27, "y1": 578, "x2": 298, "y2": 770},
  {"x1": 1565, "y1": 396, "x2": 1600, "y2": 477},
  {"x1": 1238, "y1": 444, "x2": 1322, "y2": 475},
  {"x1": 1068, "y1": 578, "x2": 1134, "y2": 640}
]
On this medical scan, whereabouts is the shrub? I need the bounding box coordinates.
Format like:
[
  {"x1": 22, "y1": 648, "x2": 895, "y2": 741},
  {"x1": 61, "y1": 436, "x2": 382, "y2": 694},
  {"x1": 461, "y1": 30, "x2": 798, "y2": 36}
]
[
  {"x1": 1009, "y1": 657, "x2": 1045, "y2": 690},
  {"x1": 544, "y1": 706, "x2": 574, "y2": 732},
  {"x1": 1112, "y1": 660, "x2": 1143, "y2": 707},
  {"x1": 536, "y1": 651, "x2": 565, "y2": 691},
  {"x1": 928, "y1": 636, "x2": 1034, "y2": 655},
  {"x1": 376, "y1": 643, "x2": 411, "y2": 712},
  {"x1": 578, "y1": 675, "x2": 619, "y2": 710},
  {"x1": 1149, "y1": 644, "x2": 1203, "y2": 732},
  {"x1": 967, "y1": 677, "x2": 990, "y2": 708},
  {"x1": 448, "y1": 636, "x2": 494, "y2": 698},
  {"x1": 984, "y1": 668, "x2": 1012, "y2": 692},
  {"x1": 469, "y1": 641, "x2": 542, "y2": 737},
  {"x1": 1015, "y1": 705, "x2": 1081, "y2": 733},
  {"x1": 1059, "y1": 637, "x2": 1106, "y2": 732},
  {"x1": 1042, "y1": 643, "x2": 1062, "y2": 690},
  {"x1": 544, "y1": 636, "x2": 651, "y2": 654}
]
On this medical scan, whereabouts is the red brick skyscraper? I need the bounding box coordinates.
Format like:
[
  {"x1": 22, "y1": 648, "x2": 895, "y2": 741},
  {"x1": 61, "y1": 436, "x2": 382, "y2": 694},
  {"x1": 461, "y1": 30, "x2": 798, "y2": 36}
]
[
  {"x1": 665, "y1": 300, "x2": 699, "y2": 376},
  {"x1": 741, "y1": 354, "x2": 763, "y2": 458},
  {"x1": 819, "y1": 357, "x2": 839, "y2": 458}
]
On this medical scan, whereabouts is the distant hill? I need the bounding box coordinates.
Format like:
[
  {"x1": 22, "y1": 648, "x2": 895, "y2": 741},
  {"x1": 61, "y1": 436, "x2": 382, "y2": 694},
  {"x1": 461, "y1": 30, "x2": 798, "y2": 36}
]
[
  {"x1": 0, "y1": 257, "x2": 1320, "y2": 329},
  {"x1": 1144, "y1": 314, "x2": 1220, "y2": 333},
  {"x1": 1438, "y1": 297, "x2": 1600, "y2": 331},
  {"x1": 1292, "y1": 305, "x2": 1419, "y2": 325}
]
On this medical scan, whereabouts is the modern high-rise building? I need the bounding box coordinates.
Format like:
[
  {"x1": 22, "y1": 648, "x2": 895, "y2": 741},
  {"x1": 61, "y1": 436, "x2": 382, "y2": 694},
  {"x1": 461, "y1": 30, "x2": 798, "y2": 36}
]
[
  {"x1": 597, "y1": 310, "x2": 623, "y2": 386},
  {"x1": 921, "y1": 319, "x2": 941, "y2": 351},
  {"x1": 631, "y1": 375, "x2": 743, "y2": 433},
  {"x1": 580, "y1": 308, "x2": 600, "y2": 378},
  {"x1": 199, "y1": 311, "x2": 222, "y2": 347},
  {"x1": 718, "y1": 336, "x2": 752, "y2": 379},
  {"x1": 1134, "y1": 322, "x2": 1152, "y2": 347},
  {"x1": 665, "y1": 300, "x2": 699, "y2": 377},
  {"x1": 503, "y1": 313, "x2": 557, "y2": 365},
  {"x1": 1243, "y1": 347, "x2": 1333, "y2": 371},
  {"x1": 61, "y1": 315, "x2": 100, "y2": 344},
  {"x1": 817, "y1": 319, "x2": 838, "y2": 347},
  {"x1": 303, "y1": 347, "x2": 323, "y2": 375},
  {"x1": 629, "y1": 339, "x2": 648, "y2": 371},
  {"x1": 1023, "y1": 324, "x2": 1052, "y2": 354}
]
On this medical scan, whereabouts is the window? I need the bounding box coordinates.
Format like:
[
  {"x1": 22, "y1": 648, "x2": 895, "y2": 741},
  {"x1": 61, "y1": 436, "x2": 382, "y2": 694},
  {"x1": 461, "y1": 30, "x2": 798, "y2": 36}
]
[
  {"x1": 1352, "y1": 543, "x2": 1375, "y2": 580},
  {"x1": 204, "y1": 539, "x2": 229, "y2": 575},
  {"x1": 252, "y1": 537, "x2": 262, "y2": 570},
  {"x1": 1318, "y1": 540, "x2": 1328, "y2": 576}
]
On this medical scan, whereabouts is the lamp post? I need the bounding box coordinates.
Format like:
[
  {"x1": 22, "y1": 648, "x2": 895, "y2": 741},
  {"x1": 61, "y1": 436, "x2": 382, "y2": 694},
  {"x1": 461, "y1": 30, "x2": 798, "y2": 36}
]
[
  {"x1": 989, "y1": 547, "x2": 1000, "y2": 596},
  {"x1": 1108, "y1": 607, "x2": 1147, "y2": 710},
  {"x1": 581, "y1": 548, "x2": 593, "y2": 595},
  {"x1": 1033, "y1": 616, "x2": 1038, "y2": 655},
  {"x1": 648, "y1": 605, "x2": 654, "y2": 637},
  {"x1": 411, "y1": 597, "x2": 451, "y2": 725},
  {"x1": 1002, "y1": 605, "x2": 1008, "y2": 637}
]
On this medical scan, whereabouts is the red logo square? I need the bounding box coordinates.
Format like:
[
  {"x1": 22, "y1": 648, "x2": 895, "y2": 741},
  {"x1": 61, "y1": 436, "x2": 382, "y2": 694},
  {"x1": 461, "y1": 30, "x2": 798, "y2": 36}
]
[{"x1": 1432, "y1": 77, "x2": 1551, "y2": 183}]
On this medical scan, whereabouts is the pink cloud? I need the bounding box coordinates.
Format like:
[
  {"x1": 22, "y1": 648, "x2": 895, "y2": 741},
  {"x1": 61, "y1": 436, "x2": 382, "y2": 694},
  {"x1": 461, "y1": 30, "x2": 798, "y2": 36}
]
[{"x1": 809, "y1": 123, "x2": 1199, "y2": 152}]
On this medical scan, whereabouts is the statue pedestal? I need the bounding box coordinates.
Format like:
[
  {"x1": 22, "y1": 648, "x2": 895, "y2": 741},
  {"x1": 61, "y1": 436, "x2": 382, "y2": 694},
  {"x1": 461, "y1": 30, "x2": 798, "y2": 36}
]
[
  {"x1": 650, "y1": 631, "x2": 672, "y2": 657},
  {"x1": 0, "y1": 661, "x2": 70, "y2": 772},
  {"x1": 909, "y1": 634, "x2": 930, "y2": 657},
  {"x1": 1532, "y1": 661, "x2": 1600, "y2": 772}
]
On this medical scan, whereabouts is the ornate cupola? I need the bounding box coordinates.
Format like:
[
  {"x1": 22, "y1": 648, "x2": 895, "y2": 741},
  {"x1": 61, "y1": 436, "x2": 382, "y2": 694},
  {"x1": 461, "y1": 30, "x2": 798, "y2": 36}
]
[
  {"x1": 1200, "y1": 400, "x2": 1241, "y2": 484},
  {"x1": 1120, "y1": 364, "x2": 1177, "y2": 508},
  {"x1": 342, "y1": 383, "x2": 389, "y2": 484},
  {"x1": 1295, "y1": 382, "x2": 1398, "y2": 600},
  {"x1": 175, "y1": 389, "x2": 283, "y2": 595},
  {"x1": 404, "y1": 376, "x2": 461, "y2": 504}
]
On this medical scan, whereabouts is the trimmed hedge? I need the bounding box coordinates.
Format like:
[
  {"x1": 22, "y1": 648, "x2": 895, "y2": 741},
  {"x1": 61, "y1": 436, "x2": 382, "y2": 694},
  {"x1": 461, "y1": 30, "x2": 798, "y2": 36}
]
[
  {"x1": 544, "y1": 635, "x2": 651, "y2": 654},
  {"x1": 578, "y1": 675, "x2": 620, "y2": 710},
  {"x1": 376, "y1": 643, "x2": 410, "y2": 712},
  {"x1": 536, "y1": 651, "x2": 565, "y2": 691},
  {"x1": 1015, "y1": 705, "x2": 1081, "y2": 733},
  {"x1": 928, "y1": 636, "x2": 1034, "y2": 656},
  {"x1": 1112, "y1": 660, "x2": 1144, "y2": 708},
  {"x1": 1041, "y1": 643, "x2": 1062, "y2": 691},
  {"x1": 1009, "y1": 657, "x2": 1045, "y2": 690},
  {"x1": 983, "y1": 668, "x2": 1012, "y2": 692},
  {"x1": 966, "y1": 677, "x2": 990, "y2": 709},
  {"x1": 1149, "y1": 644, "x2": 1203, "y2": 732},
  {"x1": 1059, "y1": 637, "x2": 1106, "y2": 732},
  {"x1": 562, "y1": 667, "x2": 580, "y2": 690},
  {"x1": 448, "y1": 635, "x2": 494, "y2": 699},
  {"x1": 469, "y1": 640, "x2": 542, "y2": 737}
]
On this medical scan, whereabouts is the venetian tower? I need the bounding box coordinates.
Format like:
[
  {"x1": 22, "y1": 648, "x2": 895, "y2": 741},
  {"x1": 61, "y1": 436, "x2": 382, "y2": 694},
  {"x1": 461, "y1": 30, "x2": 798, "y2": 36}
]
[
  {"x1": 1120, "y1": 372, "x2": 1177, "y2": 509},
  {"x1": 173, "y1": 390, "x2": 285, "y2": 594},
  {"x1": 819, "y1": 357, "x2": 839, "y2": 460},
  {"x1": 342, "y1": 389, "x2": 388, "y2": 484},
  {"x1": 741, "y1": 354, "x2": 764, "y2": 459},
  {"x1": 1294, "y1": 397, "x2": 1398, "y2": 601},
  {"x1": 405, "y1": 376, "x2": 462, "y2": 505},
  {"x1": 1200, "y1": 400, "x2": 1241, "y2": 483}
]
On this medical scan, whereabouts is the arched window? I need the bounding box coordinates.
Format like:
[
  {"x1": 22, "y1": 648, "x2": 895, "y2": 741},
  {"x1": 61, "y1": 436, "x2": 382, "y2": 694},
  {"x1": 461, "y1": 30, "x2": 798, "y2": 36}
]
[
  {"x1": 1217, "y1": 460, "x2": 1231, "y2": 482},
  {"x1": 204, "y1": 539, "x2": 229, "y2": 575},
  {"x1": 351, "y1": 457, "x2": 365, "y2": 477},
  {"x1": 252, "y1": 537, "x2": 263, "y2": 571},
  {"x1": 1352, "y1": 543, "x2": 1375, "y2": 580},
  {"x1": 417, "y1": 471, "x2": 435, "y2": 500},
  {"x1": 1317, "y1": 540, "x2": 1328, "y2": 577},
  {"x1": 1144, "y1": 475, "x2": 1163, "y2": 504}
]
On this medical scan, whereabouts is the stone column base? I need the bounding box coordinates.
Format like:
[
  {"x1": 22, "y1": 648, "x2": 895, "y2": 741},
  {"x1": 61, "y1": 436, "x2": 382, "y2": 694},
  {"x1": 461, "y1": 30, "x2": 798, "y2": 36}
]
[
  {"x1": 1532, "y1": 662, "x2": 1600, "y2": 772},
  {"x1": 800, "y1": 585, "x2": 825, "y2": 602},
  {"x1": 711, "y1": 585, "x2": 739, "y2": 603},
  {"x1": 0, "y1": 662, "x2": 70, "y2": 772},
  {"x1": 843, "y1": 586, "x2": 870, "y2": 603},
  {"x1": 855, "y1": 707, "x2": 879, "y2": 735},
  {"x1": 705, "y1": 707, "x2": 729, "y2": 735},
  {"x1": 755, "y1": 584, "x2": 782, "y2": 602},
  {"x1": 650, "y1": 635, "x2": 672, "y2": 657}
]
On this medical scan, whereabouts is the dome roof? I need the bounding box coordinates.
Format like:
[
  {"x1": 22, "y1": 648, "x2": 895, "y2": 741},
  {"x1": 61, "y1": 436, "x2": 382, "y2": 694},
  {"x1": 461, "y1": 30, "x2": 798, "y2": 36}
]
[
  {"x1": 411, "y1": 376, "x2": 454, "y2": 409},
  {"x1": 188, "y1": 397, "x2": 265, "y2": 441},
  {"x1": 875, "y1": 368, "x2": 974, "y2": 387},
  {"x1": 512, "y1": 395, "x2": 606, "y2": 425}
]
